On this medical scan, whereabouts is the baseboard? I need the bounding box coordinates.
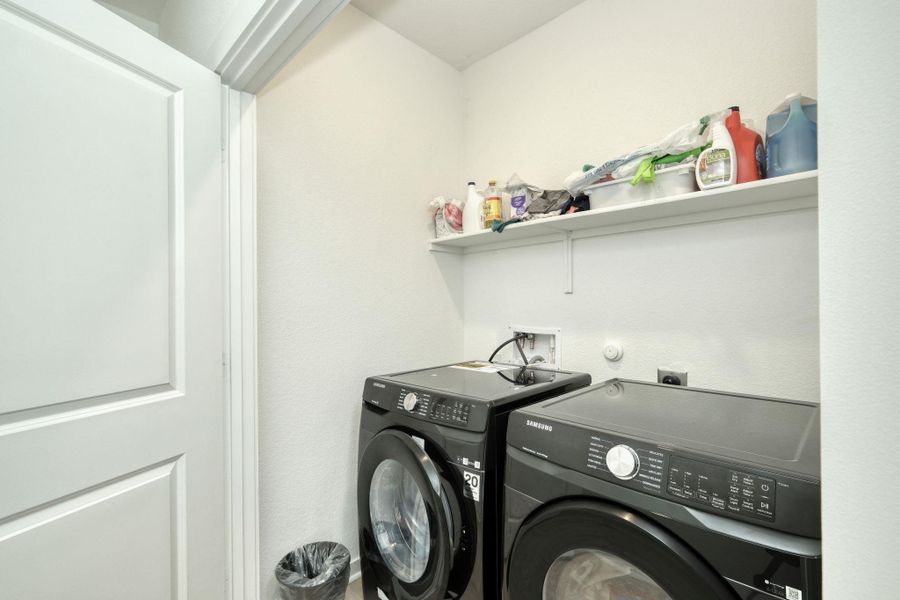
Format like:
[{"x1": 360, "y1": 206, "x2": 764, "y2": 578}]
[{"x1": 349, "y1": 556, "x2": 361, "y2": 582}]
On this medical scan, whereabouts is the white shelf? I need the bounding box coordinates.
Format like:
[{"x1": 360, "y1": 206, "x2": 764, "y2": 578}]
[{"x1": 429, "y1": 170, "x2": 818, "y2": 254}]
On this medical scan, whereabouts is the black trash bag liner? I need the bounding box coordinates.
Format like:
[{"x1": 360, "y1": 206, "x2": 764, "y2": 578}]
[{"x1": 275, "y1": 542, "x2": 351, "y2": 600}]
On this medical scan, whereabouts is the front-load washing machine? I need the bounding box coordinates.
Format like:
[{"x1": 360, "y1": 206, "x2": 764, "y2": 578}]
[
  {"x1": 503, "y1": 379, "x2": 821, "y2": 600},
  {"x1": 357, "y1": 361, "x2": 590, "y2": 600}
]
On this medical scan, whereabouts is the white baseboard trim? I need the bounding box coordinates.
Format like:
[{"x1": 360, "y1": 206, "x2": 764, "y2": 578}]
[{"x1": 348, "y1": 556, "x2": 361, "y2": 582}]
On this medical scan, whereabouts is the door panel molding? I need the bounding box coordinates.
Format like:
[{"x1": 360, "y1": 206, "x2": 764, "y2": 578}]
[
  {"x1": 0, "y1": 456, "x2": 186, "y2": 599},
  {"x1": 0, "y1": 384, "x2": 180, "y2": 433},
  {"x1": 1, "y1": 0, "x2": 189, "y2": 415}
]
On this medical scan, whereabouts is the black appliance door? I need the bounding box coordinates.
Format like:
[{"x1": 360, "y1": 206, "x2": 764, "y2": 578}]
[
  {"x1": 358, "y1": 430, "x2": 458, "y2": 600},
  {"x1": 508, "y1": 500, "x2": 739, "y2": 600}
]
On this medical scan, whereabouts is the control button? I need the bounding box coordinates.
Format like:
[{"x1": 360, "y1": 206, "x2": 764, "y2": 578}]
[
  {"x1": 756, "y1": 478, "x2": 775, "y2": 495},
  {"x1": 757, "y1": 499, "x2": 773, "y2": 512},
  {"x1": 403, "y1": 392, "x2": 419, "y2": 412},
  {"x1": 606, "y1": 444, "x2": 640, "y2": 480},
  {"x1": 741, "y1": 487, "x2": 755, "y2": 498},
  {"x1": 741, "y1": 499, "x2": 755, "y2": 511}
]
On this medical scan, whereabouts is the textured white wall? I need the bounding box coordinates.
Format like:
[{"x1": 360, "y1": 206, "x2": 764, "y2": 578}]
[
  {"x1": 464, "y1": 211, "x2": 820, "y2": 401},
  {"x1": 819, "y1": 0, "x2": 900, "y2": 596},
  {"x1": 256, "y1": 6, "x2": 464, "y2": 597},
  {"x1": 461, "y1": 0, "x2": 820, "y2": 401}
]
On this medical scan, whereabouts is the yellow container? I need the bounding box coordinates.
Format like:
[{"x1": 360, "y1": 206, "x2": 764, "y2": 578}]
[{"x1": 482, "y1": 179, "x2": 502, "y2": 228}]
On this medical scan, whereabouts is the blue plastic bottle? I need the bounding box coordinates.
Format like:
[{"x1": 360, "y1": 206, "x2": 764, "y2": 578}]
[{"x1": 766, "y1": 93, "x2": 817, "y2": 178}]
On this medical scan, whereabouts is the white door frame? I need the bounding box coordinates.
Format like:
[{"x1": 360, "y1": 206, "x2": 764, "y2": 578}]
[{"x1": 218, "y1": 1, "x2": 349, "y2": 599}]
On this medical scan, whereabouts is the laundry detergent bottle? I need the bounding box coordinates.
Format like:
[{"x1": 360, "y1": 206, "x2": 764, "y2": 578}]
[
  {"x1": 725, "y1": 106, "x2": 765, "y2": 183},
  {"x1": 766, "y1": 93, "x2": 817, "y2": 178},
  {"x1": 695, "y1": 116, "x2": 736, "y2": 190}
]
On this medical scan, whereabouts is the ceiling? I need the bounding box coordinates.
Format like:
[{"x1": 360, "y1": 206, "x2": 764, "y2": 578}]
[{"x1": 351, "y1": 0, "x2": 587, "y2": 70}]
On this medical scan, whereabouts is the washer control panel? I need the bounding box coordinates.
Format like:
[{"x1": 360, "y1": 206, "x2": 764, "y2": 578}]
[
  {"x1": 668, "y1": 456, "x2": 776, "y2": 521},
  {"x1": 390, "y1": 387, "x2": 472, "y2": 425},
  {"x1": 394, "y1": 387, "x2": 431, "y2": 417},
  {"x1": 429, "y1": 397, "x2": 471, "y2": 425}
]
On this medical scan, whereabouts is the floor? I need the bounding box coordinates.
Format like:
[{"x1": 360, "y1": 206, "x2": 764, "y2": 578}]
[{"x1": 345, "y1": 577, "x2": 363, "y2": 600}]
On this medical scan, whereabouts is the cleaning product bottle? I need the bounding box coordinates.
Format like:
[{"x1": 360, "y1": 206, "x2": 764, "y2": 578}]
[
  {"x1": 766, "y1": 93, "x2": 817, "y2": 178},
  {"x1": 463, "y1": 181, "x2": 483, "y2": 233},
  {"x1": 508, "y1": 179, "x2": 528, "y2": 219},
  {"x1": 482, "y1": 180, "x2": 502, "y2": 229},
  {"x1": 695, "y1": 116, "x2": 736, "y2": 190},
  {"x1": 725, "y1": 106, "x2": 765, "y2": 184}
]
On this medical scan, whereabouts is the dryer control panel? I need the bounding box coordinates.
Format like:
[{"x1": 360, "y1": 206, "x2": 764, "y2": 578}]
[
  {"x1": 506, "y1": 411, "x2": 821, "y2": 538},
  {"x1": 667, "y1": 456, "x2": 775, "y2": 521},
  {"x1": 584, "y1": 434, "x2": 778, "y2": 522}
]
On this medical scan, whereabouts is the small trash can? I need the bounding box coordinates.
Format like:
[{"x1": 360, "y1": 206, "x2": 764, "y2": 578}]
[{"x1": 275, "y1": 541, "x2": 351, "y2": 600}]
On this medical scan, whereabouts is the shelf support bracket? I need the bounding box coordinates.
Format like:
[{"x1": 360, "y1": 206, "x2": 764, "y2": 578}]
[{"x1": 563, "y1": 231, "x2": 573, "y2": 294}]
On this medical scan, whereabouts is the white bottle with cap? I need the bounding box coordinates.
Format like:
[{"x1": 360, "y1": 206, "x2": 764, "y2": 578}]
[{"x1": 463, "y1": 181, "x2": 483, "y2": 233}]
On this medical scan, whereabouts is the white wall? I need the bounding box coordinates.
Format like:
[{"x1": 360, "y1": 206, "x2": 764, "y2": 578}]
[
  {"x1": 463, "y1": 0, "x2": 817, "y2": 190},
  {"x1": 819, "y1": 0, "x2": 900, "y2": 596},
  {"x1": 256, "y1": 5, "x2": 464, "y2": 597},
  {"x1": 461, "y1": 0, "x2": 820, "y2": 401}
]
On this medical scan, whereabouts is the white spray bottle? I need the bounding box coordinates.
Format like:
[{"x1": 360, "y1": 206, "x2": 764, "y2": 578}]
[{"x1": 695, "y1": 117, "x2": 737, "y2": 190}]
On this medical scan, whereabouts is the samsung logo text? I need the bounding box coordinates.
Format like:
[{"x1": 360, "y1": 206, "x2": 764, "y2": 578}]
[{"x1": 526, "y1": 420, "x2": 553, "y2": 432}]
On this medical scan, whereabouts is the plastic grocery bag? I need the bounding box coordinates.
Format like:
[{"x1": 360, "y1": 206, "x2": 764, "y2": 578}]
[
  {"x1": 275, "y1": 542, "x2": 351, "y2": 600},
  {"x1": 430, "y1": 196, "x2": 464, "y2": 238},
  {"x1": 564, "y1": 109, "x2": 730, "y2": 194}
]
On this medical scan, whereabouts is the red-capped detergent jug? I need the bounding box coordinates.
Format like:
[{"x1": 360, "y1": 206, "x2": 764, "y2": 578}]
[{"x1": 725, "y1": 106, "x2": 765, "y2": 183}]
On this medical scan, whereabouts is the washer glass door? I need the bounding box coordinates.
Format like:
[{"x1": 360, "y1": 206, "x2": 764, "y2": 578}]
[
  {"x1": 369, "y1": 458, "x2": 431, "y2": 583},
  {"x1": 543, "y1": 548, "x2": 671, "y2": 600}
]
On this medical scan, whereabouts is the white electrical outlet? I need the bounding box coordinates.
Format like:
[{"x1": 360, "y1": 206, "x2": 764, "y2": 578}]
[{"x1": 506, "y1": 325, "x2": 562, "y2": 368}]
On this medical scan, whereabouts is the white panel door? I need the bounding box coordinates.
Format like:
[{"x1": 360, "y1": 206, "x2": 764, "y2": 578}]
[{"x1": 0, "y1": 2, "x2": 225, "y2": 598}]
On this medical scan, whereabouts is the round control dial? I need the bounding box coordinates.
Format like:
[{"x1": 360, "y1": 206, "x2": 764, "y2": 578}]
[
  {"x1": 403, "y1": 392, "x2": 419, "y2": 412},
  {"x1": 605, "y1": 444, "x2": 640, "y2": 480}
]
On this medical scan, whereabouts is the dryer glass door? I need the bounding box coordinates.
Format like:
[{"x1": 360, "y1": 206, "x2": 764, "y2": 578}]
[
  {"x1": 369, "y1": 458, "x2": 431, "y2": 582},
  {"x1": 507, "y1": 500, "x2": 738, "y2": 600},
  {"x1": 543, "y1": 548, "x2": 670, "y2": 600},
  {"x1": 358, "y1": 430, "x2": 454, "y2": 599}
]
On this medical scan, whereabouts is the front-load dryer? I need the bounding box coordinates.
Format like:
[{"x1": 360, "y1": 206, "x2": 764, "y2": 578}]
[
  {"x1": 357, "y1": 361, "x2": 591, "y2": 600},
  {"x1": 503, "y1": 379, "x2": 821, "y2": 600}
]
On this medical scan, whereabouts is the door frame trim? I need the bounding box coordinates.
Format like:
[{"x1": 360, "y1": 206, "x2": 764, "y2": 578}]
[
  {"x1": 217, "y1": 0, "x2": 350, "y2": 95},
  {"x1": 220, "y1": 3, "x2": 350, "y2": 599},
  {"x1": 221, "y1": 0, "x2": 359, "y2": 600},
  {"x1": 223, "y1": 86, "x2": 260, "y2": 600}
]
